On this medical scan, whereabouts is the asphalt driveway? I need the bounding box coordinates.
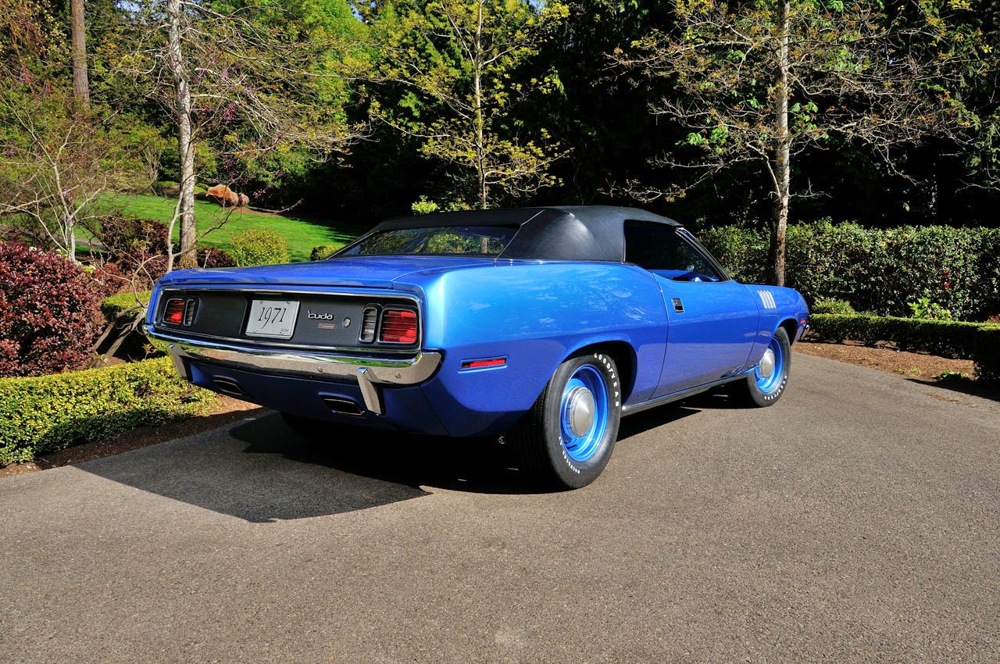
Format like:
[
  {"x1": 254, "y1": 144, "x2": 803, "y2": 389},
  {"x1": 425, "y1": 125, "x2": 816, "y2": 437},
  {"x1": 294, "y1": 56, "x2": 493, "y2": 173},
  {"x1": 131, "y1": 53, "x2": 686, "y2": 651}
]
[{"x1": 1, "y1": 354, "x2": 998, "y2": 662}]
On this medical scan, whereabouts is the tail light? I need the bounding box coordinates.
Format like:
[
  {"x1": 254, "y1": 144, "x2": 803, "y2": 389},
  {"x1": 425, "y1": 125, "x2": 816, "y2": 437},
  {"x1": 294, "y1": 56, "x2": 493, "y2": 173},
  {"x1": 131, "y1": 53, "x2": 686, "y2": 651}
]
[
  {"x1": 184, "y1": 299, "x2": 197, "y2": 325},
  {"x1": 359, "y1": 306, "x2": 378, "y2": 343},
  {"x1": 162, "y1": 297, "x2": 197, "y2": 326},
  {"x1": 379, "y1": 308, "x2": 417, "y2": 344}
]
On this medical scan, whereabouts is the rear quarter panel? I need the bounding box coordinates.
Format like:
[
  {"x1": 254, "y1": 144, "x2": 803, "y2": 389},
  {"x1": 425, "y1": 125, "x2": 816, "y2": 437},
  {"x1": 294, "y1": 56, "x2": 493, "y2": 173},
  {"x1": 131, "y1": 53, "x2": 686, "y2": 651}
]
[{"x1": 395, "y1": 261, "x2": 669, "y2": 436}]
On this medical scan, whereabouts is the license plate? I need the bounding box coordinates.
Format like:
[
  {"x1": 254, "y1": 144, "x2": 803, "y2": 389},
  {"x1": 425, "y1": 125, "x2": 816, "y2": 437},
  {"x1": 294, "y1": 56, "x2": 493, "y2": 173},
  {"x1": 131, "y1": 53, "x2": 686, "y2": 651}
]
[{"x1": 245, "y1": 300, "x2": 300, "y2": 339}]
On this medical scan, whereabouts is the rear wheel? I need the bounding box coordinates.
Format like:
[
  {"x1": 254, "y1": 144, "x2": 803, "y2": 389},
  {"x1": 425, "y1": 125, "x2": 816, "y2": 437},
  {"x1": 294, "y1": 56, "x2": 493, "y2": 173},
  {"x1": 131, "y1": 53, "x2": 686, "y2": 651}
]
[
  {"x1": 510, "y1": 352, "x2": 622, "y2": 489},
  {"x1": 733, "y1": 326, "x2": 791, "y2": 407}
]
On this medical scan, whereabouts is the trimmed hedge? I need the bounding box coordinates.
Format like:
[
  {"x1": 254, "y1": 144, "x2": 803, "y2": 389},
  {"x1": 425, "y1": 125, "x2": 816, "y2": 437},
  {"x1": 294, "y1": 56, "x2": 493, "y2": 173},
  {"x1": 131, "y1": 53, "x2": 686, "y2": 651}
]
[
  {"x1": 809, "y1": 314, "x2": 1000, "y2": 383},
  {"x1": 699, "y1": 221, "x2": 1000, "y2": 322},
  {"x1": 0, "y1": 357, "x2": 215, "y2": 466},
  {"x1": 101, "y1": 290, "x2": 152, "y2": 324}
]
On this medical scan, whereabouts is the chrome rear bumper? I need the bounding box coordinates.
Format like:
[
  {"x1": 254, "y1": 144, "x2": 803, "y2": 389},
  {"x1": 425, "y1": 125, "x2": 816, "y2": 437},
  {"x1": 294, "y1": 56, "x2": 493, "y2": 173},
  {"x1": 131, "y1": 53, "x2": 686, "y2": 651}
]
[{"x1": 145, "y1": 327, "x2": 442, "y2": 415}]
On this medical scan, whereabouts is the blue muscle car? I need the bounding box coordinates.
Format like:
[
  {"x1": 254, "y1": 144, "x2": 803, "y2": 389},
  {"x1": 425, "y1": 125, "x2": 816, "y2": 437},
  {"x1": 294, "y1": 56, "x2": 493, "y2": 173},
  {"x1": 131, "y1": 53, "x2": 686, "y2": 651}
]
[{"x1": 145, "y1": 206, "x2": 808, "y2": 488}]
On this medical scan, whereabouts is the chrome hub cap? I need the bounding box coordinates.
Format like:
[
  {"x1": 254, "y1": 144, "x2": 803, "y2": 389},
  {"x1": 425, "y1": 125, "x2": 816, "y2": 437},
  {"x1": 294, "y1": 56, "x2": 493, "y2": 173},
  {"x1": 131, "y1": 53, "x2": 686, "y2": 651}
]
[
  {"x1": 567, "y1": 386, "x2": 596, "y2": 437},
  {"x1": 759, "y1": 348, "x2": 776, "y2": 379}
]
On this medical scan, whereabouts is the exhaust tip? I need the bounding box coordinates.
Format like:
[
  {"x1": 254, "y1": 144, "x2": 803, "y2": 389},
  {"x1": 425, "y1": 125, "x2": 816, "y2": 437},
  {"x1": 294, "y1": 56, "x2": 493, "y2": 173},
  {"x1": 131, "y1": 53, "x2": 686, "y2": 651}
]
[
  {"x1": 212, "y1": 377, "x2": 244, "y2": 397},
  {"x1": 321, "y1": 395, "x2": 364, "y2": 416}
]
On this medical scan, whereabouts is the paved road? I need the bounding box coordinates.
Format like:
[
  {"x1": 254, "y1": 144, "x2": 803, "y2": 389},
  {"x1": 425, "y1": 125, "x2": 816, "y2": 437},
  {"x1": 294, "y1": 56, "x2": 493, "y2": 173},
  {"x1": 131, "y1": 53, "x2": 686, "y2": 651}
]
[{"x1": 1, "y1": 354, "x2": 998, "y2": 663}]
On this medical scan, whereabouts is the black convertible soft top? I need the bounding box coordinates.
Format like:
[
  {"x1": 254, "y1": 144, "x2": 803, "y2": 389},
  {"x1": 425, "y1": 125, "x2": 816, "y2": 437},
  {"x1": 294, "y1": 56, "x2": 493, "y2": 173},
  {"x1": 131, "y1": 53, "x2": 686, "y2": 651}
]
[{"x1": 371, "y1": 206, "x2": 682, "y2": 262}]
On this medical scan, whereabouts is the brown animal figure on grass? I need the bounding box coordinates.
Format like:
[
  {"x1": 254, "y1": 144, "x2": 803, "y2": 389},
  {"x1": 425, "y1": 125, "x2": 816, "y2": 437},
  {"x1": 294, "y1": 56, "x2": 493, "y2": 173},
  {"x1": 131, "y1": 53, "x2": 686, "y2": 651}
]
[{"x1": 206, "y1": 184, "x2": 250, "y2": 208}]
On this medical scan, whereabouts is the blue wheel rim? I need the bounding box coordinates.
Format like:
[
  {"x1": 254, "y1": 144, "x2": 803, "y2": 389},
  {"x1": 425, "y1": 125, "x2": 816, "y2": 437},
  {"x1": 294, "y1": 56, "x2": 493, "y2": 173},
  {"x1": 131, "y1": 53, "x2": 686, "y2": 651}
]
[
  {"x1": 560, "y1": 365, "x2": 609, "y2": 463},
  {"x1": 754, "y1": 334, "x2": 786, "y2": 393}
]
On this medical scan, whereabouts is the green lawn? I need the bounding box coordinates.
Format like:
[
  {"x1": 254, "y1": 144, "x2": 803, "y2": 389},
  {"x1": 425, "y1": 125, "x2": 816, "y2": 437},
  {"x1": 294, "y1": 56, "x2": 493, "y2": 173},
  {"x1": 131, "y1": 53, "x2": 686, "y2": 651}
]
[{"x1": 96, "y1": 193, "x2": 368, "y2": 262}]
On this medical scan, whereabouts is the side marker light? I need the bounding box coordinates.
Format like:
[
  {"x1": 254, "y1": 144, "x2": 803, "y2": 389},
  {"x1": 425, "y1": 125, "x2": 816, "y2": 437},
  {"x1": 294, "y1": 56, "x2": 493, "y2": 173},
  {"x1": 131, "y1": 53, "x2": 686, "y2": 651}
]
[{"x1": 461, "y1": 357, "x2": 507, "y2": 370}]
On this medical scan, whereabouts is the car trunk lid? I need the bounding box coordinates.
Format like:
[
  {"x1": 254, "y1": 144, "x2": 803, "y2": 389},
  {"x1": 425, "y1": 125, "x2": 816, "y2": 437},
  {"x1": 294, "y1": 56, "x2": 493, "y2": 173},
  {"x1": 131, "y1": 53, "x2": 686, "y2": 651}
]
[{"x1": 157, "y1": 256, "x2": 494, "y2": 289}]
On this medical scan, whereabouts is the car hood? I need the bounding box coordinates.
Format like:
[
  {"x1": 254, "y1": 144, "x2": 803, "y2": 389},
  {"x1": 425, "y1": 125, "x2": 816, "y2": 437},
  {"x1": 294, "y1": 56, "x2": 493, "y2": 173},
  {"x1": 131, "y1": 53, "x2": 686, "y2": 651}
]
[{"x1": 156, "y1": 256, "x2": 499, "y2": 289}]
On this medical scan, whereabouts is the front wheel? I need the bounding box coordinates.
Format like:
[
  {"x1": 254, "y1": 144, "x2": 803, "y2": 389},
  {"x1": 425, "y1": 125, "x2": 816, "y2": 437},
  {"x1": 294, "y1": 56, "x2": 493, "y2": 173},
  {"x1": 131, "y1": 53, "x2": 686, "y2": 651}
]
[
  {"x1": 733, "y1": 326, "x2": 791, "y2": 407},
  {"x1": 509, "y1": 352, "x2": 622, "y2": 489}
]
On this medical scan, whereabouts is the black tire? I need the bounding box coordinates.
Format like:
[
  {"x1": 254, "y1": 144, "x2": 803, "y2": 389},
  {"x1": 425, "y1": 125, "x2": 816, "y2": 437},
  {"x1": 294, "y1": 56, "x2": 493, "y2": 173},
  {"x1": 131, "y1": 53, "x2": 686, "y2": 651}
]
[
  {"x1": 509, "y1": 352, "x2": 622, "y2": 489},
  {"x1": 732, "y1": 326, "x2": 791, "y2": 407}
]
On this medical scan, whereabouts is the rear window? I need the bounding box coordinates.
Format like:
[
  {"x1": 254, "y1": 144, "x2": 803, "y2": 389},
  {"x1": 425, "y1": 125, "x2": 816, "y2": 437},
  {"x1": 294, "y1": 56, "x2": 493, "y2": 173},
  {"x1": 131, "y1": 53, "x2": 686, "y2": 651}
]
[{"x1": 339, "y1": 225, "x2": 518, "y2": 257}]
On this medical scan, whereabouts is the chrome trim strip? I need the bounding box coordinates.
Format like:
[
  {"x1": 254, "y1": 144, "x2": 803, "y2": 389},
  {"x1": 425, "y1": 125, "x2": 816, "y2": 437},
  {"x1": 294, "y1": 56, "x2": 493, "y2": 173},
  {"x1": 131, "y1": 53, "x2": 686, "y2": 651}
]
[
  {"x1": 621, "y1": 374, "x2": 746, "y2": 416},
  {"x1": 155, "y1": 287, "x2": 425, "y2": 353},
  {"x1": 151, "y1": 328, "x2": 419, "y2": 355},
  {"x1": 159, "y1": 285, "x2": 420, "y2": 299},
  {"x1": 146, "y1": 326, "x2": 442, "y2": 387}
]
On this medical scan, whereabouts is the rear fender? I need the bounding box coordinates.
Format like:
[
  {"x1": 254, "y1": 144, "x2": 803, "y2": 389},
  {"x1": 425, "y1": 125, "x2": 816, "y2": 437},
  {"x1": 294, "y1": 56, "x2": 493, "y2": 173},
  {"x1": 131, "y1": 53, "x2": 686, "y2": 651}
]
[{"x1": 407, "y1": 263, "x2": 668, "y2": 435}]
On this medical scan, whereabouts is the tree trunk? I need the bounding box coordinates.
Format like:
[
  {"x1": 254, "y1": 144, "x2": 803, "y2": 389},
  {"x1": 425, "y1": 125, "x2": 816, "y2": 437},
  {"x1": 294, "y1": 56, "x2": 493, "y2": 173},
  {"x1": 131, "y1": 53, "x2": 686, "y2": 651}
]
[
  {"x1": 65, "y1": 220, "x2": 77, "y2": 263},
  {"x1": 167, "y1": 0, "x2": 197, "y2": 269},
  {"x1": 770, "y1": 0, "x2": 791, "y2": 287},
  {"x1": 473, "y1": 0, "x2": 487, "y2": 210},
  {"x1": 70, "y1": 0, "x2": 90, "y2": 108}
]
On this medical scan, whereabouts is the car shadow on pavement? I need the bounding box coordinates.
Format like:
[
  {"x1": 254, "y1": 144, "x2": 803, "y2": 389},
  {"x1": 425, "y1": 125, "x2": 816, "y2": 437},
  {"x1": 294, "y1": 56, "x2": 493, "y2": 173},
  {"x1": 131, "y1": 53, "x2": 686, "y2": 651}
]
[
  {"x1": 617, "y1": 402, "x2": 703, "y2": 441},
  {"x1": 232, "y1": 413, "x2": 553, "y2": 496},
  {"x1": 78, "y1": 412, "x2": 554, "y2": 522},
  {"x1": 77, "y1": 412, "x2": 435, "y2": 523},
  {"x1": 78, "y1": 396, "x2": 722, "y2": 522},
  {"x1": 615, "y1": 389, "x2": 746, "y2": 444}
]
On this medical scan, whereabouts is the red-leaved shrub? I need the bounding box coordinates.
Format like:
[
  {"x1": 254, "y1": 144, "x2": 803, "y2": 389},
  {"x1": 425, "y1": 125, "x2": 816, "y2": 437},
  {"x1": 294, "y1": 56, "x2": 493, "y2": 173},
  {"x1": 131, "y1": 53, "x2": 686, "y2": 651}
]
[
  {"x1": 0, "y1": 243, "x2": 105, "y2": 377},
  {"x1": 93, "y1": 215, "x2": 170, "y2": 257},
  {"x1": 88, "y1": 215, "x2": 170, "y2": 288},
  {"x1": 198, "y1": 247, "x2": 236, "y2": 268},
  {"x1": 90, "y1": 261, "x2": 128, "y2": 298}
]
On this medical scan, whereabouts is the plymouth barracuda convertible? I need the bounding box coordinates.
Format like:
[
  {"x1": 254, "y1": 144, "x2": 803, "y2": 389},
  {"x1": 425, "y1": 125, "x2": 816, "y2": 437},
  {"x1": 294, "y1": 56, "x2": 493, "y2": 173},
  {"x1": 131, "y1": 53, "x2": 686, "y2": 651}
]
[{"x1": 145, "y1": 206, "x2": 809, "y2": 488}]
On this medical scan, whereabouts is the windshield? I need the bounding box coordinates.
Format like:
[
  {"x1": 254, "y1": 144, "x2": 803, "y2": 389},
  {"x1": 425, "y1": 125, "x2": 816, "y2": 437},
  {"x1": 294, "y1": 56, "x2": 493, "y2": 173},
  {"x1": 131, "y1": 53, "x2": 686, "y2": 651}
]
[{"x1": 338, "y1": 225, "x2": 518, "y2": 257}]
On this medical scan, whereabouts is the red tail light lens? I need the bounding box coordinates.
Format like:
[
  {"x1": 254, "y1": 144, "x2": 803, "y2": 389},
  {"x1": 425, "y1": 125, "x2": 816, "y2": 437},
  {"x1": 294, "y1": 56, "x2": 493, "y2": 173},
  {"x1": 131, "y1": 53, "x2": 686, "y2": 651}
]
[
  {"x1": 379, "y1": 309, "x2": 417, "y2": 344},
  {"x1": 163, "y1": 297, "x2": 197, "y2": 326},
  {"x1": 164, "y1": 298, "x2": 186, "y2": 325}
]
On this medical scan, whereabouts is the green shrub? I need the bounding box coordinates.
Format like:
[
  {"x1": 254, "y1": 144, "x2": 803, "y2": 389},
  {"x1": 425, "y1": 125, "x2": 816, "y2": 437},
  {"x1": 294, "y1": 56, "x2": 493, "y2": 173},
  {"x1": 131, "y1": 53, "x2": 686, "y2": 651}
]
[
  {"x1": 702, "y1": 221, "x2": 1000, "y2": 322},
  {"x1": 0, "y1": 357, "x2": 215, "y2": 466},
  {"x1": 808, "y1": 314, "x2": 999, "y2": 384},
  {"x1": 411, "y1": 196, "x2": 439, "y2": 215},
  {"x1": 698, "y1": 224, "x2": 768, "y2": 283},
  {"x1": 908, "y1": 297, "x2": 953, "y2": 321},
  {"x1": 310, "y1": 245, "x2": 342, "y2": 261},
  {"x1": 786, "y1": 220, "x2": 893, "y2": 312},
  {"x1": 229, "y1": 228, "x2": 290, "y2": 266},
  {"x1": 812, "y1": 298, "x2": 856, "y2": 315},
  {"x1": 809, "y1": 314, "x2": 975, "y2": 355},
  {"x1": 101, "y1": 290, "x2": 151, "y2": 324}
]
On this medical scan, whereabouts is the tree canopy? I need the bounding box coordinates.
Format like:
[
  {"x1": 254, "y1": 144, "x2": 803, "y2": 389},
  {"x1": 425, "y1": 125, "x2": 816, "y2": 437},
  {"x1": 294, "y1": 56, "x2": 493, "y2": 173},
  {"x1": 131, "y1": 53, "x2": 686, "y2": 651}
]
[{"x1": 0, "y1": 0, "x2": 997, "y2": 279}]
